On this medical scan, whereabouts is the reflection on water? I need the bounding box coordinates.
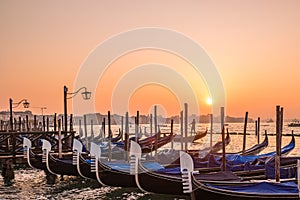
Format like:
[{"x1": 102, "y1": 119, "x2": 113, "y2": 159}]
[
  {"x1": 0, "y1": 123, "x2": 299, "y2": 199},
  {"x1": 0, "y1": 169, "x2": 186, "y2": 199}
]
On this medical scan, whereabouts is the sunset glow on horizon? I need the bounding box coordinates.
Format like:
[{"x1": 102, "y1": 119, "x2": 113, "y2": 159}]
[{"x1": 1, "y1": 1, "x2": 300, "y2": 120}]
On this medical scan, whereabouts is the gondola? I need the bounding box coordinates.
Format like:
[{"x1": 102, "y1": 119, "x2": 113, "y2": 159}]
[
  {"x1": 89, "y1": 142, "x2": 165, "y2": 188},
  {"x1": 42, "y1": 139, "x2": 79, "y2": 176},
  {"x1": 130, "y1": 141, "x2": 242, "y2": 196},
  {"x1": 72, "y1": 138, "x2": 97, "y2": 179},
  {"x1": 173, "y1": 130, "x2": 207, "y2": 143},
  {"x1": 194, "y1": 132, "x2": 295, "y2": 172},
  {"x1": 84, "y1": 128, "x2": 123, "y2": 143},
  {"x1": 187, "y1": 130, "x2": 231, "y2": 156},
  {"x1": 141, "y1": 133, "x2": 175, "y2": 153},
  {"x1": 180, "y1": 151, "x2": 300, "y2": 200},
  {"x1": 159, "y1": 131, "x2": 269, "y2": 167},
  {"x1": 192, "y1": 129, "x2": 208, "y2": 142},
  {"x1": 112, "y1": 132, "x2": 175, "y2": 154},
  {"x1": 214, "y1": 132, "x2": 269, "y2": 156},
  {"x1": 23, "y1": 137, "x2": 47, "y2": 171},
  {"x1": 191, "y1": 180, "x2": 299, "y2": 200},
  {"x1": 130, "y1": 133, "x2": 296, "y2": 196}
]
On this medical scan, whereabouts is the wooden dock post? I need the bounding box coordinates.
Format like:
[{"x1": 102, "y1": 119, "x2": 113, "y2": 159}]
[
  {"x1": 242, "y1": 112, "x2": 248, "y2": 153},
  {"x1": 18, "y1": 117, "x2": 22, "y2": 132},
  {"x1": 170, "y1": 119, "x2": 174, "y2": 149},
  {"x1": 54, "y1": 113, "x2": 57, "y2": 131},
  {"x1": 154, "y1": 105, "x2": 158, "y2": 161},
  {"x1": 124, "y1": 112, "x2": 129, "y2": 161},
  {"x1": 26, "y1": 115, "x2": 29, "y2": 132},
  {"x1": 69, "y1": 114, "x2": 73, "y2": 132},
  {"x1": 58, "y1": 119, "x2": 62, "y2": 159},
  {"x1": 154, "y1": 105, "x2": 158, "y2": 134},
  {"x1": 150, "y1": 113, "x2": 153, "y2": 137},
  {"x1": 1, "y1": 159, "x2": 14, "y2": 185},
  {"x1": 91, "y1": 119, "x2": 94, "y2": 140},
  {"x1": 33, "y1": 115, "x2": 37, "y2": 131},
  {"x1": 121, "y1": 116, "x2": 124, "y2": 140},
  {"x1": 46, "y1": 116, "x2": 49, "y2": 132},
  {"x1": 103, "y1": 118, "x2": 106, "y2": 138},
  {"x1": 180, "y1": 110, "x2": 183, "y2": 151},
  {"x1": 210, "y1": 114, "x2": 213, "y2": 151},
  {"x1": 275, "y1": 105, "x2": 282, "y2": 182},
  {"x1": 84, "y1": 114, "x2": 88, "y2": 149},
  {"x1": 257, "y1": 117, "x2": 260, "y2": 144},
  {"x1": 12, "y1": 132, "x2": 16, "y2": 163},
  {"x1": 136, "y1": 111, "x2": 140, "y2": 142},
  {"x1": 220, "y1": 107, "x2": 225, "y2": 133},
  {"x1": 42, "y1": 116, "x2": 45, "y2": 132},
  {"x1": 149, "y1": 113, "x2": 153, "y2": 156},
  {"x1": 221, "y1": 126, "x2": 226, "y2": 171},
  {"x1": 108, "y1": 111, "x2": 112, "y2": 162},
  {"x1": 79, "y1": 119, "x2": 83, "y2": 138},
  {"x1": 14, "y1": 118, "x2": 17, "y2": 131},
  {"x1": 184, "y1": 103, "x2": 188, "y2": 151}
]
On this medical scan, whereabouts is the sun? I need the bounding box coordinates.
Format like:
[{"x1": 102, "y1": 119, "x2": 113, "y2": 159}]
[{"x1": 206, "y1": 97, "x2": 213, "y2": 105}]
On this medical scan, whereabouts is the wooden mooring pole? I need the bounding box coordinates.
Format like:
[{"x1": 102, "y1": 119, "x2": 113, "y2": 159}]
[
  {"x1": 54, "y1": 113, "x2": 57, "y2": 131},
  {"x1": 221, "y1": 126, "x2": 226, "y2": 171},
  {"x1": 58, "y1": 119, "x2": 62, "y2": 159},
  {"x1": 84, "y1": 114, "x2": 88, "y2": 149},
  {"x1": 154, "y1": 105, "x2": 158, "y2": 161},
  {"x1": 184, "y1": 103, "x2": 188, "y2": 151},
  {"x1": 242, "y1": 112, "x2": 248, "y2": 153},
  {"x1": 1, "y1": 159, "x2": 14, "y2": 185},
  {"x1": 124, "y1": 112, "x2": 129, "y2": 161},
  {"x1": 170, "y1": 119, "x2": 174, "y2": 149},
  {"x1": 210, "y1": 114, "x2": 213, "y2": 151},
  {"x1": 180, "y1": 110, "x2": 183, "y2": 151},
  {"x1": 108, "y1": 111, "x2": 112, "y2": 162},
  {"x1": 275, "y1": 105, "x2": 282, "y2": 182}
]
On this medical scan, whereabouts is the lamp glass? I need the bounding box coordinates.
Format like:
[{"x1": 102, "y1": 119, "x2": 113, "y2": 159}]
[{"x1": 81, "y1": 91, "x2": 91, "y2": 100}]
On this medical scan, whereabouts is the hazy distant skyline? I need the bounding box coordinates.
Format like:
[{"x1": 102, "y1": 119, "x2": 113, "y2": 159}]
[{"x1": 1, "y1": 1, "x2": 300, "y2": 120}]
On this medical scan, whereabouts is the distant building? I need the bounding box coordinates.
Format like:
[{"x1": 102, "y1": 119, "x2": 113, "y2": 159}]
[{"x1": 0, "y1": 110, "x2": 33, "y2": 121}]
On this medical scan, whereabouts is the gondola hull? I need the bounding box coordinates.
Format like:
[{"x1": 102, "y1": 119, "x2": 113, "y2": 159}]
[
  {"x1": 28, "y1": 149, "x2": 47, "y2": 170},
  {"x1": 97, "y1": 161, "x2": 136, "y2": 187},
  {"x1": 137, "y1": 164, "x2": 186, "y2": 195},
  {"x1": 192, "y1": 180, "x2": 299, "y2": 200},
  {"x1": 48, "y1": 154, "x2": 79, "y2": 176},
  {"x1": 78, "y1": 154, "x2": 97, "y2": 179}
]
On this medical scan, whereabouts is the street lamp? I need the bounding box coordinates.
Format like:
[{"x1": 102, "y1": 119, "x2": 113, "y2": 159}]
[
  {"x1": 64, "y1": 85, "x2": 91, "y2": 132},
  {"x1": 9, "y1": 98, "x2": 30, "y2": 131}
]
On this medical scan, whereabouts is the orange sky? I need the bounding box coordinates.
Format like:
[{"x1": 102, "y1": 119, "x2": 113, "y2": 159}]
[{"x1": 1, "y1": 1, "x2": 300, "y2": 120}]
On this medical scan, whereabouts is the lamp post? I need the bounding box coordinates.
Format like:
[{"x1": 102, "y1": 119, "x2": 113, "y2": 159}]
[
  {"x1": 63, "y1": 85, "x2": 91, "y2": 132},
  {"x1": 9, "y1": 98, "x2": 30, "y2": 131}
]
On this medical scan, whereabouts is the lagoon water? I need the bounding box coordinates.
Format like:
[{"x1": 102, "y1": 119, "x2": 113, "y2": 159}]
[{"x1": 0, "y1": 122, "x2": 299, "y2": 199}]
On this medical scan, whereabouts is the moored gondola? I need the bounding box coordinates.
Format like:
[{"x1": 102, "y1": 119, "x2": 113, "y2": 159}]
[
  {"x1": 72, "y1": 138, "x2": 97, "y2": 179},
  {"x1": 180, "y1": 151, "x2": 300, "y2": 200},
  {"x1": 42, "y1": 139, "x2": 78, "y2": 176},
  {"x1": 23, "y1": 137, "x2": 47, "y2": 171}
]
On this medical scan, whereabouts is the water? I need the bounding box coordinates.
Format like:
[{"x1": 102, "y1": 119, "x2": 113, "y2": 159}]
[{"x1": 0, "y1": 123, "x2": 299, "y2": 199}]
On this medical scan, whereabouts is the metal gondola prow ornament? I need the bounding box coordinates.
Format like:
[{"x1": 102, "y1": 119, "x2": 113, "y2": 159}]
[
  {"x1": 22, "y1": 137, "x2": 34, "y2": 169},
  {"x1": 72, "y1": 138, "x2": 83, "y2": 166},
  {"x1": 180, "y1": 151, "x2": 194, "y2": 194}
]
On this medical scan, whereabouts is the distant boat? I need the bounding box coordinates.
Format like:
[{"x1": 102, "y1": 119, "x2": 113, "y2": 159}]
[
  {"x1": 266, "y1": 118, "x2": 274, "y2": 123},
  {"x1": 288, "y1": 120, "x2": 300, "y2": 127}
]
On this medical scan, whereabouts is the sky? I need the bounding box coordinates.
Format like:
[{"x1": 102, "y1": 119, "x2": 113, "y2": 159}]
[{"x1": 1, "y1": 0, "x2": 300, "y2": 120}]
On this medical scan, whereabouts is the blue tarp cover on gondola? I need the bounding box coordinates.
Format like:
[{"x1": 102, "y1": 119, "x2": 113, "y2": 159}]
[
  {"x1": 207, "y1": 181, "x2": 299, "y2": 194},
  {"x1": 222, "y1": 137, "x2": 295, "y2": 165},
  {"x1": 104, "y1": 162, "x2": 164, "y2": 172}
]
